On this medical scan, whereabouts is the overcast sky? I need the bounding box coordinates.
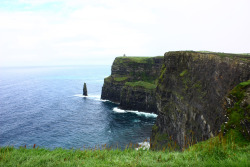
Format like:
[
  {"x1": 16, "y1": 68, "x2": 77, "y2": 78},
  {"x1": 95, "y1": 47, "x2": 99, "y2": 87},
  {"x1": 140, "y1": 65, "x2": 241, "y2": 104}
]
[{"x1": 0, "y1": 0, "x2": 249, "y2": 67}]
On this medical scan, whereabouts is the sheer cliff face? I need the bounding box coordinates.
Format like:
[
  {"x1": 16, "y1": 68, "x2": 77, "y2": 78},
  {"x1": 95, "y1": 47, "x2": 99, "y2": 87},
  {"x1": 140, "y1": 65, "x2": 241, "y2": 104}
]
[
  {"x1": 101, "y1": 56, "x2": 163, "y2": 112},
  {"x1": 151, "y1": 51, "x2": 250, "y2": 150},
  {"x1": 101, "y1": 52, "x2": 250, "y2": 150}
]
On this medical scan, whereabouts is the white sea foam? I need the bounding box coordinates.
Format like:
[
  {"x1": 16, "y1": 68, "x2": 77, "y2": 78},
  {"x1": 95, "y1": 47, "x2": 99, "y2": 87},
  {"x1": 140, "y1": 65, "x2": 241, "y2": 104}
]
[
  {"x1": 128, "y1": 110, "x2": 158, "y2": 118},
  {"x1": 113, "y1": 107, "x2": 126, "y2": 113},
  {"x1": 97, "y1": 99, "x2": 110, "y2": 102},
  {"x1": 73, "y1": 94, "x2": 100, "y2": 98},
  {"x1": 135, "y1": 141, "x2": 150, "y2": 150},
  {"x1": 73, "y1": 94, "x2": 118, "y2": 103},
  {"x1": 112, "y1": 107, "x2": 158, "y2": 117}
]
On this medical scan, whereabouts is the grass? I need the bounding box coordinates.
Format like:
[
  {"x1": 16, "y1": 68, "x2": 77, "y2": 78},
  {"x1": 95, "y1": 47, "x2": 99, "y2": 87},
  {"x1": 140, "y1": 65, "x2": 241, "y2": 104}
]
[
  {"x1": 116, "y1": 56, "x2": 163, "y2": 64},
  {"x1": 113, "y1": 76, "x2": 128, "y2": 82},
  {"x1": 1, "y1": 130, "x2": 249, "y2": 167},
  {"x1": 168, "y1": 51, "x2": 250, "y2": 61},
  {"x1": 198, "y1": 50, "x2": 250, "y2": 56},
  {"x1": 179, "y1": 70, "x2": 188, "y2": 77},
  {"x1": 125, "y1": 81, "x2": 157, "y2": 90}
]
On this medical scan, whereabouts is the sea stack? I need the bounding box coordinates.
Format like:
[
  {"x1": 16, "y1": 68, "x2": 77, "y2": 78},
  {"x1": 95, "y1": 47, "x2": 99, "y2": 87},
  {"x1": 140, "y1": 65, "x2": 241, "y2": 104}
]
[{"x1": 83, "y1": 83, "x2": 88, "y2": 96}]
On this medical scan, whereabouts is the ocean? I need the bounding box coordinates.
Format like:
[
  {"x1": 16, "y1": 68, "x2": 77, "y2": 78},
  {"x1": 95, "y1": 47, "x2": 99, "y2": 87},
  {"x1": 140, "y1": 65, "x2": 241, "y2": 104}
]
[{"x1": 0, "y1": 65, "x2": 157, "y2": 149}]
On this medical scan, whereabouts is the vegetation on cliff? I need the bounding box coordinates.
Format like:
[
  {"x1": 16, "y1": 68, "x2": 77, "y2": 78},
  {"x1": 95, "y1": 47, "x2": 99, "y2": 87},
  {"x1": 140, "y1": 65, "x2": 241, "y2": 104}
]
[
  {"x1": 115, "y1": 56, "x2": 156, "y2": 64},
  {"x1": 223, "y1": 80, "x2": 250, "y2": 140},
  {"x1": 125, "y1": 81, "x2": 157, "y2": 90}
]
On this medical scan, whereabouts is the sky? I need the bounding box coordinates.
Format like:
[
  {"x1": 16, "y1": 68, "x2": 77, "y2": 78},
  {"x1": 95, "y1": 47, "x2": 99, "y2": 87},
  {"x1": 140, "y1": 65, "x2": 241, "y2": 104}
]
[{"x1": 0, "y1": 0, "x2": 250, "y2": 67}]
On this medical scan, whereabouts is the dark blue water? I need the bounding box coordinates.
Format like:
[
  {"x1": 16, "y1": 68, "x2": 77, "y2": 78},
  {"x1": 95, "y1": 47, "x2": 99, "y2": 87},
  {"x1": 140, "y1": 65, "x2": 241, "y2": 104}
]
[{"x1": 0, "y1": 66, "x2": 156, "y2": 149}]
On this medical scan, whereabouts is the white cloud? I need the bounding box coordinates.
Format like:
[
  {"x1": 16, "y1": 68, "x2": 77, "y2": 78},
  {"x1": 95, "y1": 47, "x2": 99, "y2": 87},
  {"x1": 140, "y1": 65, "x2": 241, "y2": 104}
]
[{"x1": 0, "y1": 0, "x2": 250, "y2": 67}]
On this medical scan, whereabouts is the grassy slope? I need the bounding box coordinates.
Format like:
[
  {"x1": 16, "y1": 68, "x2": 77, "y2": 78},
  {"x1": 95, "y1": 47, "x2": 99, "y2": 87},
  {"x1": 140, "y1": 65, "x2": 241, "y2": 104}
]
[{"x1": 1, "y1": 131, "x2": 249, "y2": 167}]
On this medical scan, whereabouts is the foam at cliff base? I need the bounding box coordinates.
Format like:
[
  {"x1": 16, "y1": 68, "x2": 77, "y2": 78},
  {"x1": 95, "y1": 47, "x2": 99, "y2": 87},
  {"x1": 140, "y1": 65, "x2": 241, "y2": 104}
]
[
  {"x1": 113, "y1": 107, "x2": 158, "y2": 117},
  {"x1": 73, "y1": 94, "x2": 111, "y2": 102},
  {"x1": 135, "y1": 141, "x2": 150, "y2": 150},
  {"x1": 73, "y1": 94, "x2": 100, "y2": 98},
  {"x1": 113, "y1": 107, "x2": 126, "y2": 113}
]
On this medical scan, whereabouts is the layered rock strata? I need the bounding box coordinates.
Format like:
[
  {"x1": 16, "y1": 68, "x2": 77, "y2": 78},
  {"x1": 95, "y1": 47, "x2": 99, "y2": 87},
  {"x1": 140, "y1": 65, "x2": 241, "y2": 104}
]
[{"x1": 151, "y1": 51, "x2": 250, "y2": 150}]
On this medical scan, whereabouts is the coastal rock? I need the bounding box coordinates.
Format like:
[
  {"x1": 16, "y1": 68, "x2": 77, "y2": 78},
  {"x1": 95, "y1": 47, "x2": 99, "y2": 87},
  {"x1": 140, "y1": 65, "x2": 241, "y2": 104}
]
[{"x1": 83, "y1": 83, "x2": 88, "y2": 96}]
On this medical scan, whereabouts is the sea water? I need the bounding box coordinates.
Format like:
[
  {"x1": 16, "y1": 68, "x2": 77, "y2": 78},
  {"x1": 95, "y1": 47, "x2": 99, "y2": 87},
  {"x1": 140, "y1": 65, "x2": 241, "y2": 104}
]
[{"x1": 0, "y1": 65, "x2": 156, "y2": 149}]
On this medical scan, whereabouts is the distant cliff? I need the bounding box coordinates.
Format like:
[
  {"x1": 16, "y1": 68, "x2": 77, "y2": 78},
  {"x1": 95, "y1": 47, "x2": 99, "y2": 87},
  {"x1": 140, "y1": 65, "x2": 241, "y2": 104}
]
[
  {"x1": 101, "y1": 56, "x2": 164, "y2": 113},
  {"x1": 151, "y1": 51, "x2": 250, "y2": 150}
]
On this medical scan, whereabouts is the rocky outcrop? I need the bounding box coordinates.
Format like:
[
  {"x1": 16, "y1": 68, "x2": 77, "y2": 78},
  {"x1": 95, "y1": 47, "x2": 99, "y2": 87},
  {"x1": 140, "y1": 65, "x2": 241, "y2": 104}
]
[
  {"x1": 151, "y1": 51, "x2": 250, "y2": 150},
  {"x1": 101, "y1": 56, "x2": 164, "y2": 112}
]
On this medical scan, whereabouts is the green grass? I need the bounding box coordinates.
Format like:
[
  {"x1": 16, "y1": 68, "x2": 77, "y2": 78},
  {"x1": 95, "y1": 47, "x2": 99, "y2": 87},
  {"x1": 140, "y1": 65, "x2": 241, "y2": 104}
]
[
  {"x1": 198, "y1": 50, "x2": 250, "y2": 56},
  {"x1": 113, "y1": 76, "x2": 128, "y2": 82},
  {"x1": 115, "y1": 56, "x2": 163, "y2": 64},
  {"x1": 125, "y1": 81, "x2": 157, "y2": 90},
  {"x1": 1, "y1": 131, "x2": 249, "y2": 167},
  {"x1": 179, "y1": 70, "x2": 188, "y2": 77},
  {"x1": 196, "y1": 51, "x2": 250, "y2": 61}
]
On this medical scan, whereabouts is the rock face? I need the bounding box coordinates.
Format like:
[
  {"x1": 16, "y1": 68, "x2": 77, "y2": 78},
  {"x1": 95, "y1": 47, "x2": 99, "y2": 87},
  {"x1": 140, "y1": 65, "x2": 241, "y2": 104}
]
[
  {"x1": 101, "y1": 56, "x2": 164, "y2": 113},
  {"x1": 120, "y1": 86, "x2": 157, "y2": 112},
  {"x1": 101, "y1": 51, "x2": 250, "y2": 150},
  {"x1": 151, "y1": 51, "x2": 250, "y2": 150}
]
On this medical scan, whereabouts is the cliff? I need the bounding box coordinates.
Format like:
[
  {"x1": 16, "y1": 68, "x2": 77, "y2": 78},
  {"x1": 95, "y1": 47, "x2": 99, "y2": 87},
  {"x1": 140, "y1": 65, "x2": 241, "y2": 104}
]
[
  {"x1": 101, "y1": 51, "x2": 250, "y2": 150},
  {"x1": 151, "y1": 51, "x2": 250, "y2": 150},
  {"x1": 101, "y1": 56, "x2": 164, "y2": 113}
]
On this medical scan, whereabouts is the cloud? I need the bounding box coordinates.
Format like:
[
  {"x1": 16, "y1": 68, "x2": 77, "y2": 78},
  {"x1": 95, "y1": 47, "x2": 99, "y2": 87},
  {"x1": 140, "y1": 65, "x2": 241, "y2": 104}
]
[{"x1": 0, "y1": 0, "x2": 250, "y2": 67}]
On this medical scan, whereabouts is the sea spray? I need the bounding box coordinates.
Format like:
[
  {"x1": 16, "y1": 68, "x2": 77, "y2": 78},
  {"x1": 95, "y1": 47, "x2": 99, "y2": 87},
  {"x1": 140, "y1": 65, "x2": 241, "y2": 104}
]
[{"x1": 113, "y1": 107, "x2": 158, "y2": 118}]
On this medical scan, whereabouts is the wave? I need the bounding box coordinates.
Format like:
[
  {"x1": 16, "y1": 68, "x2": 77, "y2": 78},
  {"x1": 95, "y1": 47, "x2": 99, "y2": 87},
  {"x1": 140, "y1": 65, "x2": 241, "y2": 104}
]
[
  {"x1": 73, "y1": 94, "x2": 101, "y2": 98},
  {"x1": 73, "y1": 94, "x2": 117, "y2": 103},
  {"x1": 113, "y1": 107, "x2": 126, "y2": 113},
  {"x1": 135, "y1": 141, "x2": 150, "y2": 150},
  {"x1": 112, "y1": 107, "x2": 158, "y2": 118}
]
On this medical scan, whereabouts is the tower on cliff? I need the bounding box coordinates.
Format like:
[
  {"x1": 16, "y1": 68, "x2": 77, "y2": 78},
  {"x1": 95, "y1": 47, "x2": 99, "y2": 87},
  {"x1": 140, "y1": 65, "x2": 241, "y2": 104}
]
[{"x1": 83, "y1": 83, "x2": 88, "y2": 96}]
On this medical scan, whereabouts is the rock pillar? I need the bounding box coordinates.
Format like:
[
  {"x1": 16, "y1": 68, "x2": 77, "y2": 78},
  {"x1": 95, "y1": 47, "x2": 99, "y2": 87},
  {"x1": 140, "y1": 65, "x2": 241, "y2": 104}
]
[{"x1": 83, "y1": 83, "x2": 88, "y2": 96}]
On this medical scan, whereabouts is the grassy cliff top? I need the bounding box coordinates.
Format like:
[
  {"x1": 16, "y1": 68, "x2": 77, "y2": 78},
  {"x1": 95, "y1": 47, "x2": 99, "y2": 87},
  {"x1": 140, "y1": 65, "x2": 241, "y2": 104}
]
[
  {"x1": 166, "y1": 51, "x2": 250, "y2": 61},
  {"x1": 114, "y1": 56, "x2": 163, "y2": 64}
]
